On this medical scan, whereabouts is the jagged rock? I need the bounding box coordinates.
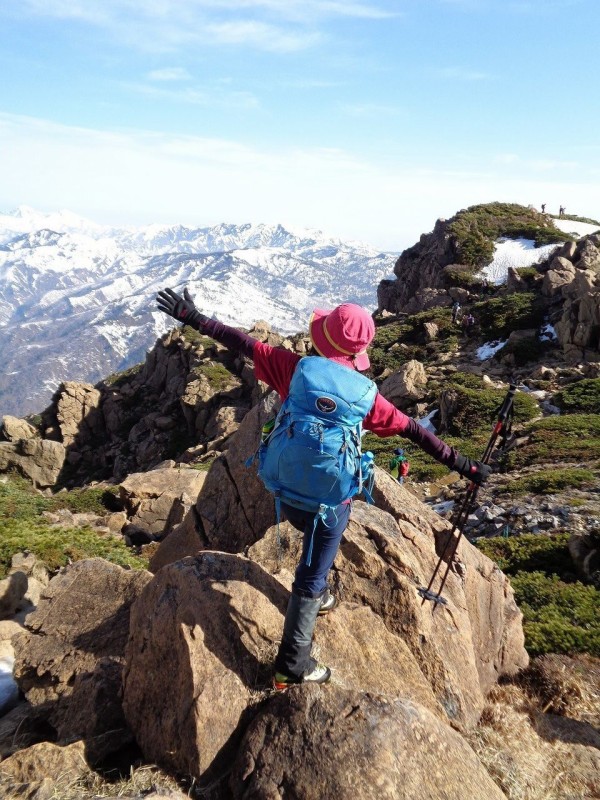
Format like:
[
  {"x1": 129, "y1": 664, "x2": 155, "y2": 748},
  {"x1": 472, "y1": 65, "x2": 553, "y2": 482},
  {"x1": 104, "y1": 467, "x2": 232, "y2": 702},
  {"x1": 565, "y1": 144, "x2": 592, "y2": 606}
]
[
  {"x1": 195, "y1": 392, "x2": 280, "y2": 552},
  {"x1": 424, "y1": 321, "x2": 439, "y2": 341},
  {"x1": 506, "y1": 266, "x2": 526, "y2": 292},
  {"x1": 9, "y1": 553, "x2": 50, "y2": 589},
  {"x1": 204, "y1": 403, "x2": 250, "y2": 444},
  {"x1": 0, "y1": 438, "x2": 66, "y2": 489},
  {"x1": 119, "y1": 464, "x2": 207, "y2": 537},
  {"x1": 377, "y1": 219, "x2": 457, "y2": 313},
  {"x1": 576, "y1": 235, "x2": 600, "y2": 271},
  {"x1": 46, "y1": 381, "x2": 103, "y2": 446},
  {"x1": 230, "y1": 685, "x2": 507, "y2": 800},
  {"x1": 379, "y1": 360, "x2": 427, "y2": 405},
  {"x1": 0, "y1": 740, "x2": 91, "y2": 798},
  {"x1": 557, "y1": 240, "x2": 578, "y2": 260},
  {"x1": 149, "y1": 508, "x2": 207, "y2": 573},
  {"x1": 551, "y1": 234, "x2": 600, "y2": 358},
  {"x1": 13, "y1": 559, "x2": 151, "y2": 758},
  {"x1": 541, "y1": 256, "x2": 576, "y2": 297},
  {"x1": 351, "y1": 477, "x2": 527, "y2": 725},
  {"x1": 1, "y1": 416, "x2": 37, "y2": 442},
  {"x1": 124, "y1": 552, "x2": 446, "y2": 781}
]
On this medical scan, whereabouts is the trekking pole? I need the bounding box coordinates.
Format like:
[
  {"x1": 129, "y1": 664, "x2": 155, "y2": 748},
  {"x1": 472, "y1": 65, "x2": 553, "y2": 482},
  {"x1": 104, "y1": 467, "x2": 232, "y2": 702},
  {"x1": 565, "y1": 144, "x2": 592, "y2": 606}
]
[{"x1": 418, "y1": 383, "x2": 517, "y2": 610}]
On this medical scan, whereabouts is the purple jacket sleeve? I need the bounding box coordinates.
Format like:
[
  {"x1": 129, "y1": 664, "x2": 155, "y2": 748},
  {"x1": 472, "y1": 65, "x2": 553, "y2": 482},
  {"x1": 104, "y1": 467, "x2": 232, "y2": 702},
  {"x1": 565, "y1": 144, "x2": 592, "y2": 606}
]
[
  {"x1": 400, "y1": 418, "x2": 458, "y2": 470},
  {"x1": 198, "y1": 317, "x2": 258, "y2": 360}
]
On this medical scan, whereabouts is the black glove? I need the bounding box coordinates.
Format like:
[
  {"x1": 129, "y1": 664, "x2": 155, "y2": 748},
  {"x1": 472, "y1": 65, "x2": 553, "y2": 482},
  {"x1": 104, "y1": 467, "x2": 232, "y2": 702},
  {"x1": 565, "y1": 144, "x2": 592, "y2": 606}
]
[
  {"x1": 453, "y1": 454, "x2": 492, "y2": 486},
  {"x1": 156, "y1": 287, "x2": 207, "y2": 329}
]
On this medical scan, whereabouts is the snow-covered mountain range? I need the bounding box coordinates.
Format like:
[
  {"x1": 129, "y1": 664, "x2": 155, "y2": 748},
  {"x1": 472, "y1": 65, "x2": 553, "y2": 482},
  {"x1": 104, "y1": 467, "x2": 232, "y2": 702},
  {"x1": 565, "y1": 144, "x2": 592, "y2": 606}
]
[{"x1": 0, "y1": 207, "x2": 395, "y2": 416}]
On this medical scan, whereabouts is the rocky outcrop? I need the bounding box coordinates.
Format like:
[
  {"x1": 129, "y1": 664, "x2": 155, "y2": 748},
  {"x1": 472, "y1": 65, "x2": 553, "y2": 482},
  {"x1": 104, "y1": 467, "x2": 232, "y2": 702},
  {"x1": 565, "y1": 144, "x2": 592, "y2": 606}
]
[
  {"x1": 552, "y1": 234, "x2": 600, "y2": 360},
  {"x1": 0, "y1": 323, "x2": 302, "y2": 489},
  {"x1": 194, "y1": 393, "x2": 281, "y2": 553},
  {"x1": 123, "y1": 551, "x2": 444, "y2": 781},
  {"x1": 119, "y1": 463, "x2": 207, "y2": 538},
  {"x1": 377, "y1": 219, "x2": 459, "y2": 314},
  {"x1": 13, "y1": 559, "x2": 152, "y2": 762},
  {"x1": 230, "y1": 685, "x2": 507, "y2": 800},
  {"x1": 542, "y1": 256, "x2": 577, "y2": 297}
]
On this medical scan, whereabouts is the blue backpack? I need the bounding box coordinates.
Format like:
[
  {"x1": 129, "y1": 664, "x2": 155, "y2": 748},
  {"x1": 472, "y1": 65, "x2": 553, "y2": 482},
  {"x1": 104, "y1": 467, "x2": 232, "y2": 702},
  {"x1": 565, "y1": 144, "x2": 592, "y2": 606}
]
[{"x1": 255, "y1": 357, "x2": 377, "y2": 562}]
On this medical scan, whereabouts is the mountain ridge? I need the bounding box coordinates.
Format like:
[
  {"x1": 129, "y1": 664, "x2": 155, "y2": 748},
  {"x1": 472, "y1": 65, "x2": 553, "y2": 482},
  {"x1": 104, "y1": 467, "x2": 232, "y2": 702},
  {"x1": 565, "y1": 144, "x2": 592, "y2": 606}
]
[{"x1": 0, "y1": 208, "x2": 395, "y2": 416}]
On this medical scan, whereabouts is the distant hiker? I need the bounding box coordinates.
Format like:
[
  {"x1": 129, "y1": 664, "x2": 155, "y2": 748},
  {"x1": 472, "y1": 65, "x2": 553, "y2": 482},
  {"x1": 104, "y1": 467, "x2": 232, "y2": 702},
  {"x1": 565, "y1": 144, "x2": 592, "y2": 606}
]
[
  {"x1": 451, "y1": 301, "x2": 461, "y2": 323},
  {"x1": 461, "y1": 313, "x2": 475, "y2": 334},
  {"x1": 389, "y1": 448, "x2": 410, "y2": 484},
  {"x1": 559, "y1": 205, "x2": 565, "y2": 217},
  {"x1": 541, "y1": 203, "x2": 546, "y2": 214},
  {"x1": 156, "y1": 287, "x2": 491, "y2": 690},
  {"x1": 481, "y1": 277, "x2": 490, "y2": 294}
]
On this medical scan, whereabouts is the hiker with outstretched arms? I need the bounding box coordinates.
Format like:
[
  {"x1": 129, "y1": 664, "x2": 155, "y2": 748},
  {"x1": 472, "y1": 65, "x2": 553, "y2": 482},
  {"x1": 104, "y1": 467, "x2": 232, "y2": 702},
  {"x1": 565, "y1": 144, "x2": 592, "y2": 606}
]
[{"x1": 156, "y1": 288, "x2": 491, "y2": 689}]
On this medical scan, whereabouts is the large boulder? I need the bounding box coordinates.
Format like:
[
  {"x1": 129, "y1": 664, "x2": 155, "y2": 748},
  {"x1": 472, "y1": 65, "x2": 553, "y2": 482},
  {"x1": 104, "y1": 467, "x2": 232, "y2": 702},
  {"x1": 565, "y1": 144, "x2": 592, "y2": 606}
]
[
  {"x1": 119, "y1": 464, "x2": 207, "y2": 537},
  {"x1": 123, "y1": 553, "x2": 287, "y2": 780},
  {"x1": 123, "y1": 552, "x2": 446, "y2": 781},
  {"x1": 0, "y1": 416, "x2": 37, "y2": 442},
  {"x1": 249, "y1": 485, "x2": 528, "y2": 731},
  {"x1": 379, "y1": 360, "x2": 427, "y2": 405},
  {"x1": 0, "y1": 438, "x2": 66, "y2": 489},
  {"x1": 0, "y1": 740, "x2": 91, "y2": 798},
  {"x1": 13, "y1": 559, "x2": 152, "y2": 761},
  {"x1": 230, "y1": 685, "x2": 507, "y2": 800},
  {"x1": 191, "y1": 394, "x2": 527, "y2": 731}
]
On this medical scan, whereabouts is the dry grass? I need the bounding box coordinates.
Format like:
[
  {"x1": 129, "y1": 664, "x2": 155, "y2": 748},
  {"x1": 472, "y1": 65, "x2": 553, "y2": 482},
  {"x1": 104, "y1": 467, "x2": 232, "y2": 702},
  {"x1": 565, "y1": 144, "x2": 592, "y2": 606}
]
[
  {"x1": 1, "y1": 763, "x2": 188, "y2": 800},
  {"x1": 522, "y1": 654, "x2": 600, "y2": 727},
  {"x1": 468, "y1": 680, "x2": 600, "y2": 800}
]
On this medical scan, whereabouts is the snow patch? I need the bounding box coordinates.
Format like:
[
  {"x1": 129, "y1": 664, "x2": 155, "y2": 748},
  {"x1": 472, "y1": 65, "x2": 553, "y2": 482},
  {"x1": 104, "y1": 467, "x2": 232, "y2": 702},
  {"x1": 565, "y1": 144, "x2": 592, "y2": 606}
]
[
  {"x1": 477, "y1": 340, "x2": 507, "y2": 360},
  {"x1": 540, "y1": 323, "x2": 557, "y2": 342},
  {"x1": 480, "y1": 238, "x2": 559, "y2": 285},
  {"x1": 552, "y1": 218, "x2": 600, "y2": 238}
]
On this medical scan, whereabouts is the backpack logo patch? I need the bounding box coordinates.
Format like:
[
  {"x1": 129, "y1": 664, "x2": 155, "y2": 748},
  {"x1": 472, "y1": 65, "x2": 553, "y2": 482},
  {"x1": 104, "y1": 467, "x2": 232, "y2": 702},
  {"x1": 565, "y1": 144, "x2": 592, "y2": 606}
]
[{"x1": 316, "y1": 396, "x2": 337, "y2": 413}]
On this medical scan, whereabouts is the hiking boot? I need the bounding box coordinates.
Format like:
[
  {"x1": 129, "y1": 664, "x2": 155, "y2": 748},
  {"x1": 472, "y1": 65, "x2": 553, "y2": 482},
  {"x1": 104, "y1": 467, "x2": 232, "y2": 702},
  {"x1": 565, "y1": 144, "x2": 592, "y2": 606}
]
[
  {"x1": 273, "y1": 659, "x2": 332, "y2": 691},
  {"x1": 318, "y1": 589, "x2": 338, "y2": 616}
]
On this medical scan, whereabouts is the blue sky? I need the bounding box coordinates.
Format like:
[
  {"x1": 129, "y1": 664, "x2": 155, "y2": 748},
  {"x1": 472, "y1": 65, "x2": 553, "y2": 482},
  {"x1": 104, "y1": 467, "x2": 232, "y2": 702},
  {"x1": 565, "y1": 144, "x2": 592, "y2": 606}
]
[{"x1": 1, "y1": 0, "x2": 598, "y2": 250}]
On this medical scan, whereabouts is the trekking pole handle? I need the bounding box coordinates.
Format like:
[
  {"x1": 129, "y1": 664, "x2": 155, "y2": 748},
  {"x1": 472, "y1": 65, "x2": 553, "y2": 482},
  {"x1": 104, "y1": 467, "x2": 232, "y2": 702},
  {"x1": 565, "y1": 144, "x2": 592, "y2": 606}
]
[
  {"x1": 497, "y1": 384, "x2": 517, "y2": 422},
  {"x1": 489, "y1": 383, "x2": 517, "y2": 443}
]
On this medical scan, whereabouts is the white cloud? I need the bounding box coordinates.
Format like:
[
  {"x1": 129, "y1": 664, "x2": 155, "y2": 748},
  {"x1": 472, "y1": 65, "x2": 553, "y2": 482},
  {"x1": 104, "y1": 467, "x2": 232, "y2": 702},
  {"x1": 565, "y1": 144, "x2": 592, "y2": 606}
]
[
  {"x1": 1, "y1": 112, "x2": 598, "y2": 251},
  {"x1": 204, "y1": 20, "x2": 322, "y2": 52},
  {"x1": 125, "y1": 81, "x2": 260, "y2": 109},
  {"x1": 146, "y1": 67, "x2": 192, "y2": 81},
  {"x1": 14, "y1": 0, "x2": 397, "y2": 53}
]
